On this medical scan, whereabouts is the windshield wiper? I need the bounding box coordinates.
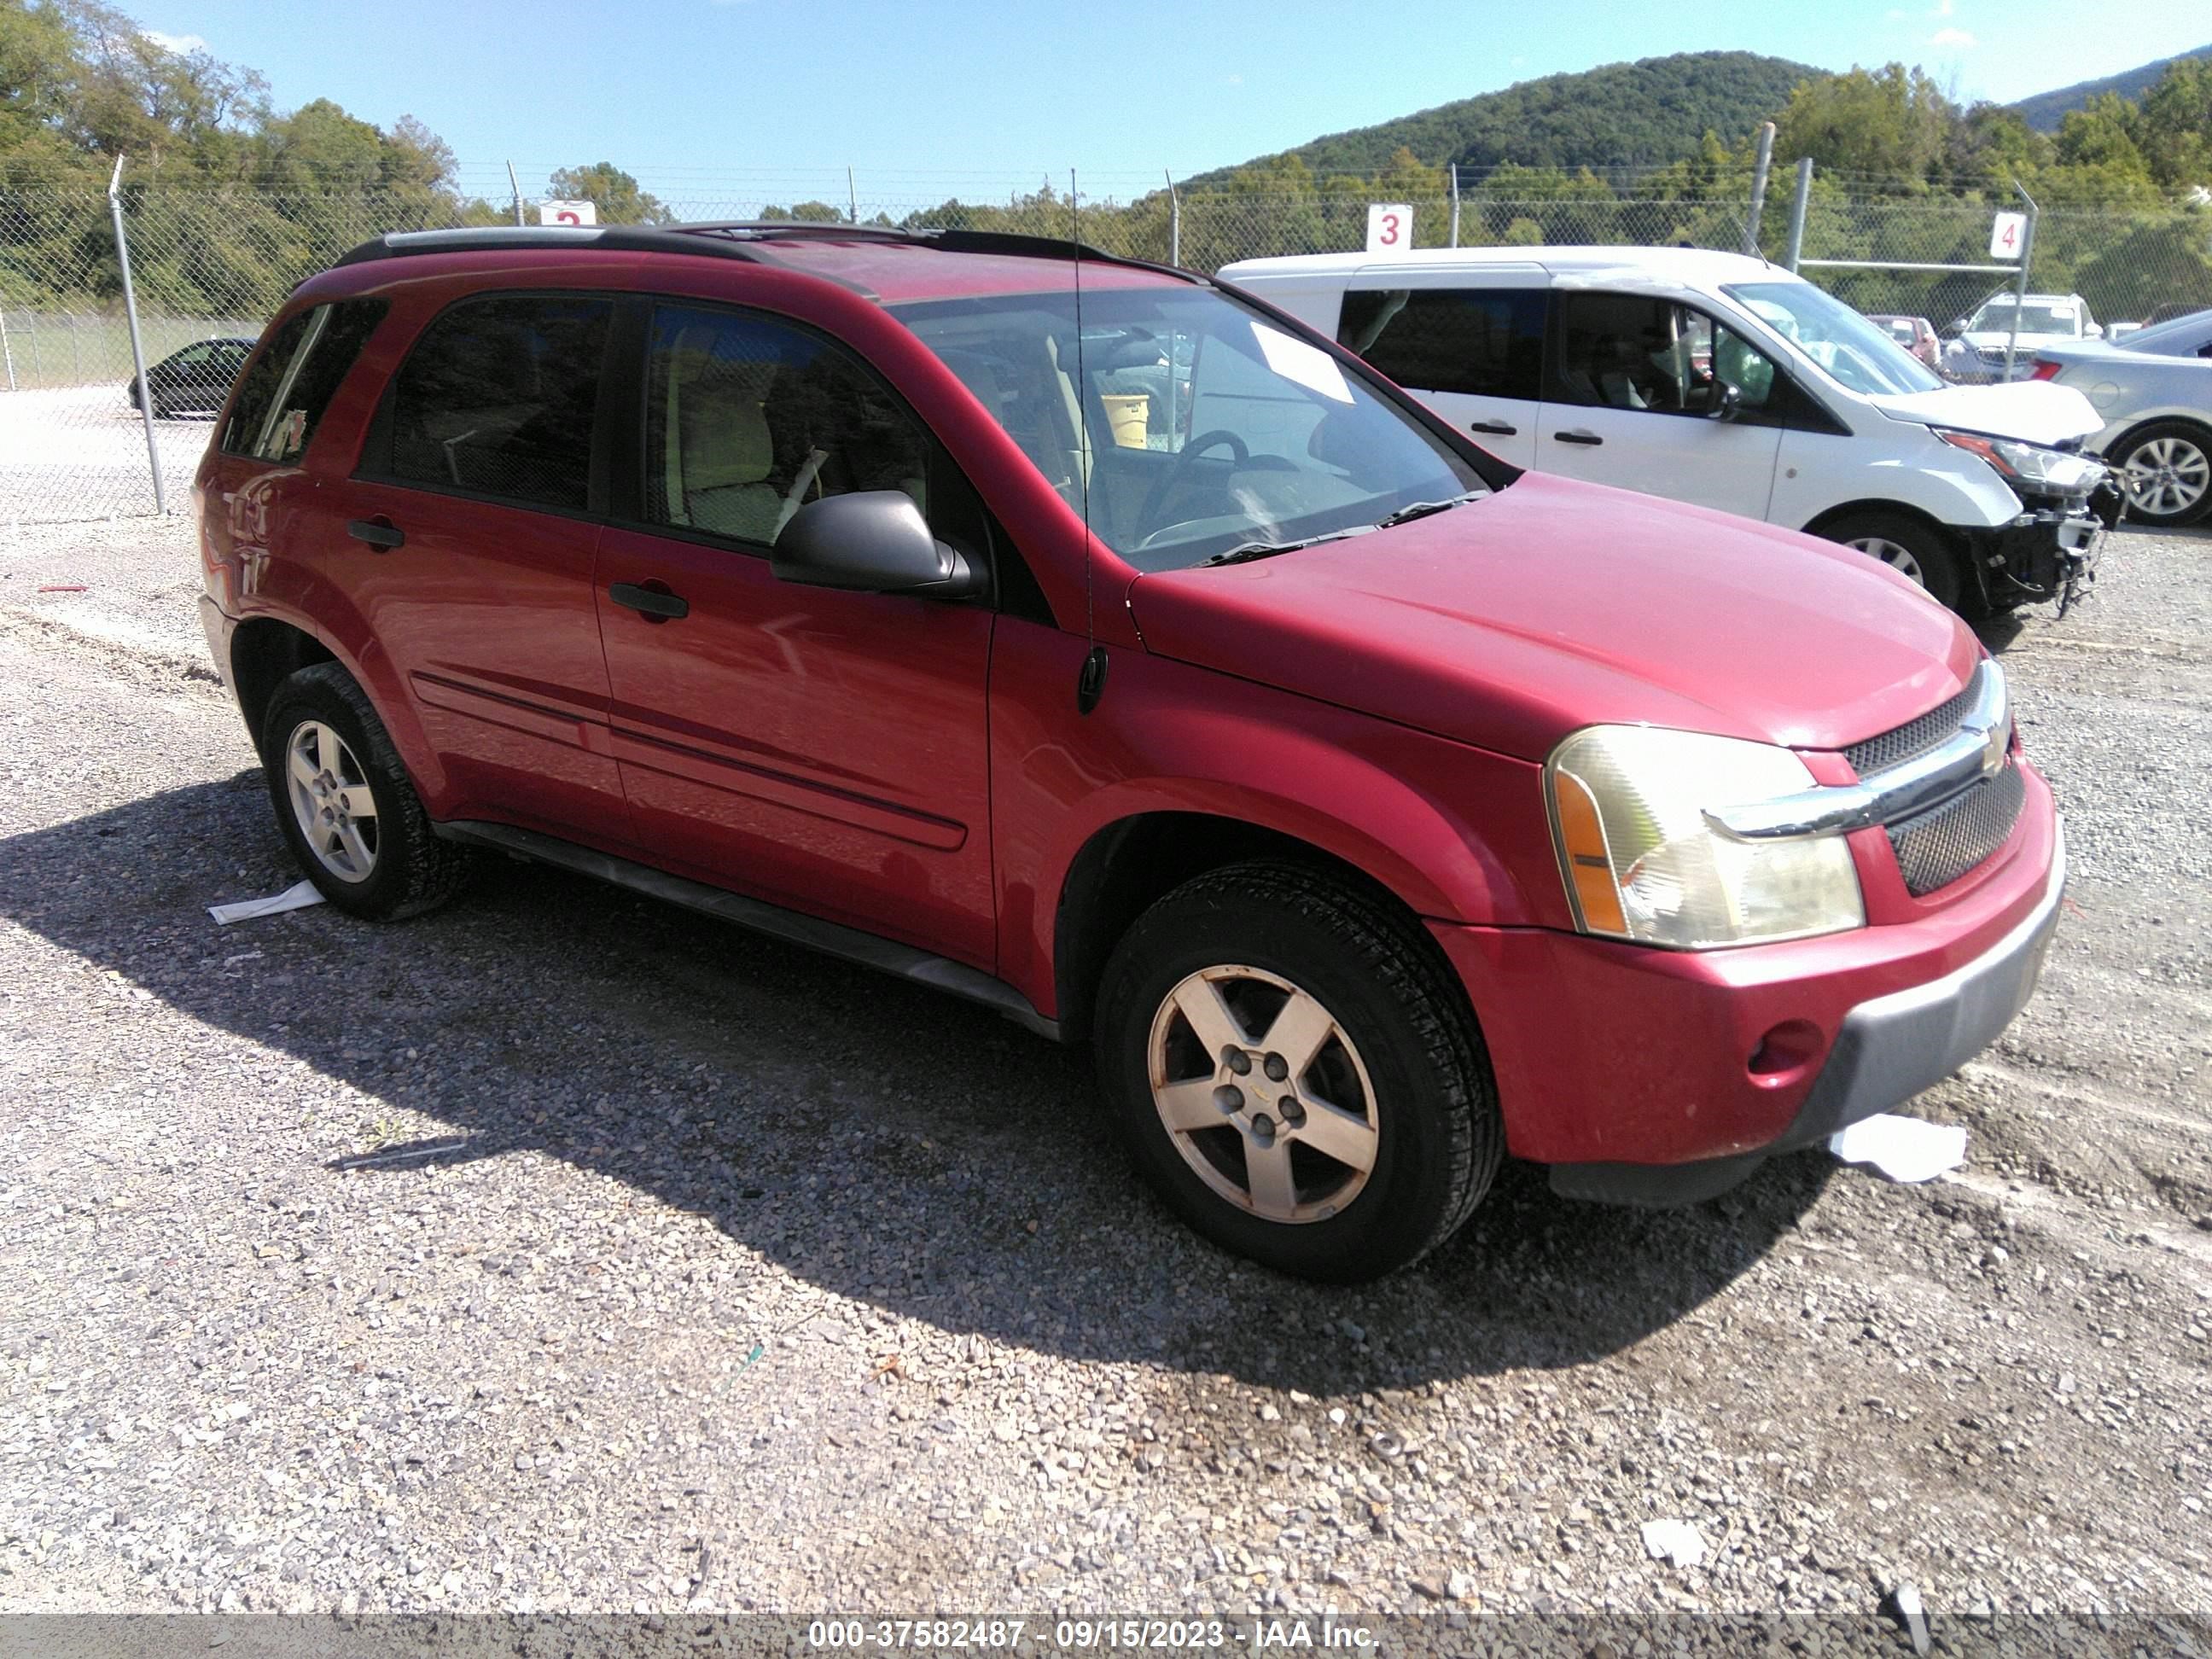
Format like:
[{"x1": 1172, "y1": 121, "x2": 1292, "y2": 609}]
[
  {"x1": 1372, "y1": 490, "x2": 1486, "y2": 530},
  {"x1": 1200, "y1": 527, "x2": 1371, "y2": 567}
]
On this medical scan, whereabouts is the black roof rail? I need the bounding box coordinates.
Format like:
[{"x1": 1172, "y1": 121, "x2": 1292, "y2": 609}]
[{"x1": 330, "y1": 220, "x2": 1206, "y2": 287}]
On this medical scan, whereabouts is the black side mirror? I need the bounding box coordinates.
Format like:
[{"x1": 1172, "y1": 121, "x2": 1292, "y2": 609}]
[
  {"x1": 771, "y1": 491, "x2": 983, "y2": 598},
  {"x1": 1705, "y1": 381, "x2": 1743, "y2": 422}
]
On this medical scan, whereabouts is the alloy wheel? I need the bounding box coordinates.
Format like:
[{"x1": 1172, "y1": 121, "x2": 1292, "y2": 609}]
[
  {"x1": 284, "y1": 719, "x2": 380, "y2": 882},
  {"x1": 1146, "y1": 964, "x2": 1379, "y2": 1224},
  {"x1": 1846, "y1": 535, "x2": 1927, "y2": 586},
  {"x1": 2122, "y1": 436, "x2": 2210, "y2": 520}
]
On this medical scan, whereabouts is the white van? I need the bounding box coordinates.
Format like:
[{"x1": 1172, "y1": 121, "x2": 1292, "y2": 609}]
[{"x1": 1217, "y1": 246, "x2": 2119, "y2": 614}]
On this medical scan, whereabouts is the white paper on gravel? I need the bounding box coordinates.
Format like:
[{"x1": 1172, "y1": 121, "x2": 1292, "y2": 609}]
[
  {"x1": 207, "y1": 879, "x2": 325, "y2": 926},
  {"x1": 1828, "y1": 1113, "x2": 1968, "y2": 1183},
  {"x1": 1640, "y1": 1518, "x2": 1706, "y2": 1569}
]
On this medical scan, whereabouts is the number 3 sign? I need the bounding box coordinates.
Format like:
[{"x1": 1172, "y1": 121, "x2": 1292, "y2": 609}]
[{"x1": 1365, "y1": 203, "x2": 1414, "y2": 256}]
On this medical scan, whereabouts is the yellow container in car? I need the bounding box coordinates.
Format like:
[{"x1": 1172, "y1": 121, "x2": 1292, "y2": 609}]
[{"x1": 1100, "y1": 393, "x2": 1150, "y2": 448}]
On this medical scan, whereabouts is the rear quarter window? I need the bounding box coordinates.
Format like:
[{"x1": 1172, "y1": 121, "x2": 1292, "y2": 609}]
[
  {"x1": 220, "y1": 300, "x2": 387, "y2": 462},
  {"x1": 1338, "y1": 288, "x2": 1547, "y2": 400}
]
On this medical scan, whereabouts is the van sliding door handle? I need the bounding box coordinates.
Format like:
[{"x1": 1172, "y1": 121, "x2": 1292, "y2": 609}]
[
  {"x1": 1553, "y1": 429, "x2": 1604, "y2": 446},
  {"x1": 1469, "y1": 420, "x2": 1518, "y2": 436}
]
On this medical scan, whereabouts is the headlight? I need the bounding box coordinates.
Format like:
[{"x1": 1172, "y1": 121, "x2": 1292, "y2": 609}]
[
  {"x1": 1545, "y1": 726, "x2": 1865, "y2": 950},
  {"x1": 1935, "y1": 428, "x2": 2105, "y2": 495}
]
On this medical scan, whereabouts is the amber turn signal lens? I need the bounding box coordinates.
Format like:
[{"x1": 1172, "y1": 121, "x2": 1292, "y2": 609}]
[{"x1": 1551, "y1": 769, "x2": 1629, "y2": 936}]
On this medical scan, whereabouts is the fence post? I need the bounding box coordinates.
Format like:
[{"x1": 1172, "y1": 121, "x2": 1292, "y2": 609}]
[
  {"x1": 2002, "y1": 179, "x2": 2039, "y2": 384},
  {"x1": 847, "y1": 166, "x2": 859, "y2": 226},
  {"x1": 0, "y1": 306, "x2": 15, "y2": 393},
  {"x1": 1784, "y1": 157, "x2": 1813, "y2": 271},
  {"x1": 108, "y1": 156, "x2": 166, "y2": 515},
  {"x1": 507, "y1": 161, "x2": 526, "y2": 227},
  {"x1": 1166, "y1": 171, "x2": 1179, "y2": 267},
  {"x1": 1449, "y1": 165, "x2": 1461, "y2": 248},
  {"x1": 1742, "y1": 123, "x2": 1776, "y2": 257}
]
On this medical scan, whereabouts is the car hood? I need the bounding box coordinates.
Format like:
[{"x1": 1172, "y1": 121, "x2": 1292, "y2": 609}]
[
  {"x1": 1863, "y1": 380, "x2": 2104, "y2": 446},
  {"x1": 1126, "y1": 472, "x2": 1980, "y2": 764}
]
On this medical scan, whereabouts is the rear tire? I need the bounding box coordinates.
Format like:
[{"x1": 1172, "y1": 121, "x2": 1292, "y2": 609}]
[
  {"x1": 1819, "y1": 510, "x2": 1965, "y2": 612},
  {"x1": 2109, "y1": 421, "x2": 2212, "y2": 527},
  {"x1": 259, "y1": 663, "x2": 473, "y2": 921},
  {"x1": 1094, "y1": 861, "x2": 1502, "y2": 1281}
]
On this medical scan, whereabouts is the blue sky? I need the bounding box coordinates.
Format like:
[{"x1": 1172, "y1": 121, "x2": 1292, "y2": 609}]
[{"x1": 131, "y1": 0, "x2": 2212, "y2": 207}]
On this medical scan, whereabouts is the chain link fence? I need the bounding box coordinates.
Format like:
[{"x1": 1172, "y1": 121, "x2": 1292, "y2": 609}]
[{"x1": 6, "y1": 175, "x2": 2209, "y2": 525}]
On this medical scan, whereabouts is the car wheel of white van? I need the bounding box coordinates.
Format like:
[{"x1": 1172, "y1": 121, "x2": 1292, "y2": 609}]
[
  {"x1": 260, "y1": 663, "x2": 474, "y2": 922},
  {"x1": 1094, "y1": 862, "x2": 1502, "y2": 1282},
  {"x1": 2110, "y1": 422, "x2": 2212, "y2": 527},
  {"x1": 1819, "y1": 512, "x2": 1963, "y2": 611}
]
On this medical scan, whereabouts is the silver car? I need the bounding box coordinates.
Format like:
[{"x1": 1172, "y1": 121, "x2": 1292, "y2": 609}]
[{"x1": 2031, "y1": 308, "x2": 2212, "y2": 527}]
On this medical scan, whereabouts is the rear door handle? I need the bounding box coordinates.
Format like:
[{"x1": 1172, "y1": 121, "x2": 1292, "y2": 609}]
[
  {"x1": 608, "y1": 582, "x2": 690, "y2": 621},
  {"x1": 1469, "y1": 420, "x2": 1517, "y2": 436},
  {"x1": 1553, "y1": 429, "x2": 1604, "y2": 446},
  {"x1": 346, "y1": 517, "x2": 405, "y2": 550}
]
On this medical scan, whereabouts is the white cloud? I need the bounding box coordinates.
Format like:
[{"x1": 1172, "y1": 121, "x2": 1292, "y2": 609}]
[
  {"x1": 1224, "y1": 73, "x2": 1243, "y2": 85},
  {"x1": 1933, "y1": 0, "x2": 1953, "y2": 15},
  {"x1": 143, "y1": 29, "x2": 208, "y2": 54},
  {"x1": 1930, "y1": 26, "x2": 1976, "y2": 46}
]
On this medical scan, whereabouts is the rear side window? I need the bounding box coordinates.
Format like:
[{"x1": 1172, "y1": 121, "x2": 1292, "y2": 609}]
[
  {"x1": 220, "y1": 300, "x2": 387, "y2": 462},
  {"x1": 386, "y1": 295, "x2": 614, "y2": 511},
  {"x1": 1338, "y1": 288, "x2": 1546, "y2": 400}
]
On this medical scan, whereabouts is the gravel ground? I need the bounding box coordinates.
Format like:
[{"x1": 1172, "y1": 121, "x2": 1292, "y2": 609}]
[{"x1": 1, "y1": 516, "x2": 2208, "y2": 1628}]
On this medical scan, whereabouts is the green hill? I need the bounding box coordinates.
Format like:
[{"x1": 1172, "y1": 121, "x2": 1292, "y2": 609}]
[
  {"x1": 2011, "y1": 47, "x2": 2212, "y2": 131},
  {"x1": 1179, "y1": 51, "x2": 1819, "y2": 188}
]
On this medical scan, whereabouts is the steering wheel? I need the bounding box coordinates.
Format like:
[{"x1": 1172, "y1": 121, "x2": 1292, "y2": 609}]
[{"x1": 1134, "y1": 428, "x2": 1249, "y2": 539}]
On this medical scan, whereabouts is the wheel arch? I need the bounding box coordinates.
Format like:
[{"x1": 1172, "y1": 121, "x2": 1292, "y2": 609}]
[
  {"x1": 1050, "y1": 810, "x2": 1473, "y2": 1047},
  {"x1": 1801, "y1": 499, "x2": 1982, "y2": 608},
  {"x1": 228, "y1": 617, "x2": 338, "y2": 754}
]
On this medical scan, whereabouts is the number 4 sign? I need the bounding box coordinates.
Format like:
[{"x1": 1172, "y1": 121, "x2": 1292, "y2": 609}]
[
  {"x1": 1989, "y1": 211, "x2": 2027, "y2": 259},
  {"x1": 1365, "y1": 203, "x2": 1414, "y2": 255}
]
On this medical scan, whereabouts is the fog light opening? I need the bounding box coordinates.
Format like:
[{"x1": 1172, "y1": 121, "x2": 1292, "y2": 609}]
[{"x1": 1748, "y1": 1019, "x2": 1824, "y2": 1082}]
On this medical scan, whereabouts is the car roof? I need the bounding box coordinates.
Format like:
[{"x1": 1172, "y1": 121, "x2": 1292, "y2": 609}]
[
  {"x1": 1219, "y1": 243, "x2": 1793, "y2": 288},
  {"x1": 322, "y1": 223, "x2": 1196, "y2": 306}
]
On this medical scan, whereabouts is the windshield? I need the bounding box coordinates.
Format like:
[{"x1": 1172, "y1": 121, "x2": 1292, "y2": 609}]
[
  {"x1": 1725, "y1": 282, "x2": 1945, "y2": 395},
  {"x1": 1968, "y1": 300, "x2": 2080, "y2": 336},
  {"x1": 891, "y1": 285, "x2": 1487, "y2": 572}
]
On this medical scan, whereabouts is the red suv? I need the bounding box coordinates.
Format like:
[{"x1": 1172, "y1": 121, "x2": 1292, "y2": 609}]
[{"x1": 197, "y1": 224, "x2": 2064, "y2": 1280}]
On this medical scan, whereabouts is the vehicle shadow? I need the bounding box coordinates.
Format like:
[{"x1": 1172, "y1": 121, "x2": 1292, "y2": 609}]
[{"x1": 0, "y1": 775, "x2": 1831, "y2": 1391}]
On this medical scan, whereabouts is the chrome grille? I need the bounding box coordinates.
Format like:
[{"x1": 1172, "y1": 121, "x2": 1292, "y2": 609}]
[
  {"x1": 1888, "y1": 762, "x2": 2027, "y2": 896},
  {"x1": 1847, "y1": 670, "x2": 1985, "y2": 778}
]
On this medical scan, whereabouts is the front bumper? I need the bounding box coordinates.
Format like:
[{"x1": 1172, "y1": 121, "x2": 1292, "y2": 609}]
[
  {"x1": 1429, "y1": 764, "x2": 2064, "y2": 1201},
  {"x1": 1962, "y1": 476, "x2": 2122, "y2": 613},
  {"x1": 1548, "y1": 822, "x2": 2064, "y2": 1204}
]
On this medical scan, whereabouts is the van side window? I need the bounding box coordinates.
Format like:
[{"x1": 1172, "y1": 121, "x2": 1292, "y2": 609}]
[
  {"x1": 1555, "y1": 294, "x2": 1780, "y2": 420},
  {"x1": 643, "y1": 303, "x2": 928, "y2": 547},
  {"x1": 1338, "y1": 288, "x2": 1545, "y2": 400},
  {"x1": 220, "y1": 299, "x2": 387, "y2": 462},
  {"x1": 387, "y1": 295, "x2": 614, "y2": 510}
]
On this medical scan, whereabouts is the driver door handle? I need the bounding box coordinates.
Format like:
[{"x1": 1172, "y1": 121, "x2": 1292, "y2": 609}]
[
  {"x1": 1553, "y1": 429, "x2": 1604, "y2": 446},
  {"x1": 608, "y1": 582, "x2": 690, "y2": 621},
  {"x1": 1469, "y1": 420, "x2": 1517, "y2": 436}
]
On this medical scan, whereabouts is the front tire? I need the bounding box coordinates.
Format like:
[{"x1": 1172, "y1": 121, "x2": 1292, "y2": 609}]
[
  {"x1": 1819, "y1": 510, "x2": 1965, "y2": 611},
  {"x1": 2110, "y1": 421, "x2": 2212, "y2": 527},
  {"x1": 259, "y1": 663, "x2": 473, "y2": 921},
  {"x1": 1094, "y1": 862, "x2": 1502, "y2": 1281}
]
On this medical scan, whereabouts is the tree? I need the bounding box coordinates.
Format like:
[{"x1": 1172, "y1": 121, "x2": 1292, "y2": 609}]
[
  {"x1": 1773, "y1": 65, "x2": 1957, "y2": 184},
  {"x1": 546, "y1": 161, "x2": 670, "y2": 224},
  {"x1": 2136, "y1": 56, "x2": 2212, "y2": 188}
]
